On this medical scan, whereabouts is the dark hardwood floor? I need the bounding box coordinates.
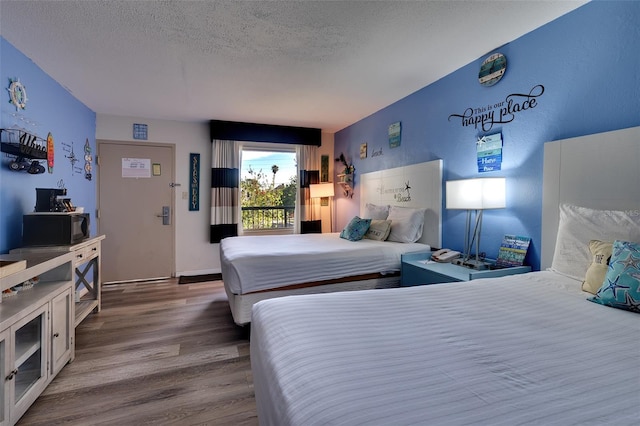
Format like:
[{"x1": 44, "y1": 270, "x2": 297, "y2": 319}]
[{"x1": 18, "y1": 279, "x2": 257, "y2": 425}]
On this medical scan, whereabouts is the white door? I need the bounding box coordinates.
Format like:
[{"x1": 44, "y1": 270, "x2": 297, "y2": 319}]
[{"x1": 97, "y1": 141, "x2": 175, "y2": 283}]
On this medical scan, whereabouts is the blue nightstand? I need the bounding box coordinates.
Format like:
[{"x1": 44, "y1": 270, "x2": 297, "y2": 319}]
[{"x1": 401, "y1": 251, "x2": 531, "y2": 287}]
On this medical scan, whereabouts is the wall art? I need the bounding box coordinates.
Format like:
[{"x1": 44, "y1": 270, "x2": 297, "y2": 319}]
[
  {"x1": 320, "y1": 155, "x2": 329, "y2": 182},
  {"x1": 7, "y1": 78, "x2": 28, "y2": 110},
  {"x1": 189, "y1": 153, "x2": 200, "y2": 211},
  {"x1": 477, "y1": 132, "x2": 502, "y2": 173},
  {"x1": 360, "y1": 143, "x2": 367, "y2": 159},
  {"x1": 448, "y1": 84, "x2": 545, "y2": 132},
  {"x1": 388, "y1": 122, "x2": 401, "y2": 148},
  {"x1": 84, "y1": 138, "x2": 93, "y2": 180}
]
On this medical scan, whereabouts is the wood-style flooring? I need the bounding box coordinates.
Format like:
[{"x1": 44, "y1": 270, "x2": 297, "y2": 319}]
[{"x1": 18, "y1": 279, "x2": 257, "y2": 425}]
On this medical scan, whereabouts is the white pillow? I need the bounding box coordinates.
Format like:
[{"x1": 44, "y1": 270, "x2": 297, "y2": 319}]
[
  {"x1": 386, "y1": 206, "x2": 426, "y2": 243},
  {"x1": 550, "y1": 204, "x2": 640, "y2": 280},
  {"x1": 362, "y1": 203, "x2": 390, "y2": 220}
]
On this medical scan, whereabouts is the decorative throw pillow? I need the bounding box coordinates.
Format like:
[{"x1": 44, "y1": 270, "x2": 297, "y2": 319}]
[
  {"x1": 550, "y1": 204, "x2": 640, "y2": 281},
  {"x1": 339, "y1": 216, "x2": 372, "y2": 242},
  {"x1": 364, "y1": 220, "x2": 392, "y2": 241},
  {"x1": 582, "y1": 240, "x2": 613, "y2": 294},
  {"x1": 589, "y1": 240, "x2": 640, "y2": 313},
  {"x1": 386, "y1": 206, "x2": 426, "y2": 243},
  {"x1": 363, "y1": 203, "x2": 390, "y2": 220}
]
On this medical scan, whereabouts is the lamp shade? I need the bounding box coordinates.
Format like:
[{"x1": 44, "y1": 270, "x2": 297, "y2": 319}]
[
  {"x1": 446, "y1": 178, "x2": 506, "y2": 210},
  {"x1": 310, "y1": 182, "x2": 335, "y2": 198}
]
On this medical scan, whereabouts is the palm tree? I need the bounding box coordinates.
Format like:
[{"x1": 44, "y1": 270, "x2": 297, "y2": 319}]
[{"x1": 271, "y1": 164, "x2": 279, "y2": 188}]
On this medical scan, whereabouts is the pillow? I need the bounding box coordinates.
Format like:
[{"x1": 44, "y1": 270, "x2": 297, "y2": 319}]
[
  {"x1": 589, "y1": 240, "x2": 640, "y2": 313},
  {"x1": 362, "y1": 203, "x2": 390, "y2": 220},
  {"x1": 364, "y1": 220, "x2": 392, "y2": 241},
  {"x1": 386, "y1": 206, "x2": 426, "y2": 243},
  {"x1": 339, "y1": 216, "x2": 372, "y2": 241},
  {"x1": 582, "y1": 240, "x2": 613, "y2": 294},
  {"x1": 550, "y1": 204, "x2": 640, "y2": 281}
]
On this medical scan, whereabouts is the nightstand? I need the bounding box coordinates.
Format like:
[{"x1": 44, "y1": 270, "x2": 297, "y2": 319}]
[{"x1": 401, "y1": 251, "x2": 531, "y2": 287}]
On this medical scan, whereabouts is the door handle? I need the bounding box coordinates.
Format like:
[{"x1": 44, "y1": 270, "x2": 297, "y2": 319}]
[{"x1": 156, "y1": 206, "x2": 171, "y2": 225}]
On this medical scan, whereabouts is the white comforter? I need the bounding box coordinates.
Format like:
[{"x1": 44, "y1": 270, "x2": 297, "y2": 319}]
[
  {"x1": 250, "y1": 271, "x2": 639, "y2": 425},
  {"x1": 220, "y1": 233, "x2": 429, "y2": 294}
]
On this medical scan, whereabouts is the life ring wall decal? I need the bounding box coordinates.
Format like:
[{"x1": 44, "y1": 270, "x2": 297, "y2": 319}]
[{"x1": 7, "y1": 78, "x2": 28, "y2": 110}]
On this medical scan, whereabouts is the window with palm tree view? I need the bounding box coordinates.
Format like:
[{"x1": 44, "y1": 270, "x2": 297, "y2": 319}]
[{"x1": 241, "y1": 149, "x2": 297, "y2": 232}]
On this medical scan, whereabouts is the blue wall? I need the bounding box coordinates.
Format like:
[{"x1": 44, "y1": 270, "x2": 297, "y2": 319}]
[
  {"x1": 0, "y1": 38, "x2": 97, "y2": 253},
  {"x1": 335, "y1": 1, "x2": 640, "y2": 270}
]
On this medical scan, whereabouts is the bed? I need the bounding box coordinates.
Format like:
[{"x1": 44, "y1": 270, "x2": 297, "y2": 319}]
[
  {"x1": 221, "y1": 159, "x2": 443, "y2": 325},
  {"x1": 250, "y1": 126, "x2": 640, "y2": 425}
]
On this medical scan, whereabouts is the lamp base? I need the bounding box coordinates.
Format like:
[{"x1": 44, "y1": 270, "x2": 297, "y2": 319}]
[{"x1": 452, "y1": 258, "x2": 489, "y2": 270}]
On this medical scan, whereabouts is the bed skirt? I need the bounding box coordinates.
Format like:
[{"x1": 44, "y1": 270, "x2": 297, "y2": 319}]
[{"x1": 224, "y1": 273, "x2": 401, "y2": 326}]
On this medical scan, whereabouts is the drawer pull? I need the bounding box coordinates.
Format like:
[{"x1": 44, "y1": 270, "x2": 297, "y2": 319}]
[{"x1": 53, "y1": 332, "x2": 60, "y2": 338}]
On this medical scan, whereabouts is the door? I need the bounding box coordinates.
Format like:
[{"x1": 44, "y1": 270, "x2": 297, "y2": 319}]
[
  {"x1": 50, "y1": 288, "x2": 72, "y2": 375},
  {"x1": 98, "y1": 141, "x2": 175, "y2": 282}
]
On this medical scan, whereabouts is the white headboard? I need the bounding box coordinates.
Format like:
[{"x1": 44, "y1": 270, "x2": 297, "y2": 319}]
[
  {"x1": 360, "y1": 159, "x2": 443, "y2": 248},
  {"x1": 541, "y1": 126, "x2": 640, "y2": 269}
]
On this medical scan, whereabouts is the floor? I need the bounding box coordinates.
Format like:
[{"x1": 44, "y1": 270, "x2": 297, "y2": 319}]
[{"x1": 18, "y1": 279, "x2": 258, "y2": 425}]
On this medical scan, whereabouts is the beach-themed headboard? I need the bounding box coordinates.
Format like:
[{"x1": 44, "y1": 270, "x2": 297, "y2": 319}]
[
  {"x1": 360, "y1": 159, "x2": 443, "y2": 248},
  {"x1": 541, "y1": 126, "x2": 640, "y2": 269}
]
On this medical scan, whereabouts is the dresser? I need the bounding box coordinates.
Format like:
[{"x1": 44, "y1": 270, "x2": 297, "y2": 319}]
[{"x1": 11, "y1": 235, "x2": 105, "y2": 327}]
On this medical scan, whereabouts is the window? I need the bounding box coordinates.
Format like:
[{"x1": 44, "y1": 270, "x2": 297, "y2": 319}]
[{"x1": 240, "y1": 145, "x2": 297, "y2": 234}]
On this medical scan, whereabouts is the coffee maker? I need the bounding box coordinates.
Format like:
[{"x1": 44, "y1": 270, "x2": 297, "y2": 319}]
[{"x1": 35, "y1": 187, "x2": 71, "y2": 212}]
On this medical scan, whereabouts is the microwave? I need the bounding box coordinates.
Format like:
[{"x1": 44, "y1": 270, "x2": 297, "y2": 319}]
[{"x1": 22, "y1": 213, "x2": 90, "y2": 246}]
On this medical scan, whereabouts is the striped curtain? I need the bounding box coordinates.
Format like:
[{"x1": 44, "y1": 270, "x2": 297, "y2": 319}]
[
  {"x1": 210, "y1": 139, "x2": 240, "y2": 243},
  {"x1": 297, "y1": 145, "x2": 319, "y2": 231}
]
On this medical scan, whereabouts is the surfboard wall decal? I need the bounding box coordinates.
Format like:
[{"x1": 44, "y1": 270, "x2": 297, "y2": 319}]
[{"x1": 47, "y1": 132, "x2": 54, "y2": 173}]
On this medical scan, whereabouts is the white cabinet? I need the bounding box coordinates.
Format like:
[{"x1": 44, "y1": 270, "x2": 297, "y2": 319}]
[
  {"x1": 10, "y1": 235, "x2": 105, "y2": 327},
  {"x1": 0, "y1": 252, "x2": 74, "y2": 425}
]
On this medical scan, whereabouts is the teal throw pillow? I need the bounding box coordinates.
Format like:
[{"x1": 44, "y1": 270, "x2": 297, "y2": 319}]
[
  {"x1": 340, "y1": 216, "x2": 372, "y2": 242},
  {"x1": 589, "y1": 240, "x2": 640, "y2": 313}
]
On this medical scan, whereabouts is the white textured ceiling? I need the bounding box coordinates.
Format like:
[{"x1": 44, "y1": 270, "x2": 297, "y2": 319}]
[{"x1": 0, "y1": 1, "x2": 587, "y2": 133}]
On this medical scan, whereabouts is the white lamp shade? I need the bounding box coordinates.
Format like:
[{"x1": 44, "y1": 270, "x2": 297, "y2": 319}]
[
  {"x1": 446, "y1": 178, "x2": 506, "y2": 210},
  {"x1": 310, "y1": 182, "x2": 335, "y2": 198}
]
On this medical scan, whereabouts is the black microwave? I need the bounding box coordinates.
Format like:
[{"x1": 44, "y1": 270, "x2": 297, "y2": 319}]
[{"x1": 22, "y1": 213, "x2": 90, "y2": 246}]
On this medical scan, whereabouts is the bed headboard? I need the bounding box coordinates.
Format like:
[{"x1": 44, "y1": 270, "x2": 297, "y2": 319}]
[
  {"x1": 541, "y1": 126, "x2": 640, "y2": 269},
  {"x1": 360, "y1": 159, "x2": 443, "y2": 248}
]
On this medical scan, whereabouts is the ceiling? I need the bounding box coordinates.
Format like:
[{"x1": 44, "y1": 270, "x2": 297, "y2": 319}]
[{"x1": 1, "y1": 1, "x2": 587, "y2": 133}]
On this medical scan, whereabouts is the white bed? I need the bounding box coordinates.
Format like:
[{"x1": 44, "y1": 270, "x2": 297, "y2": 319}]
[
  {"x1": 221, "y1": 159, "x2": 443, "y2": 325},
  {"x1": 250, "y1": 127, "x2": 640, "y2": 425}
]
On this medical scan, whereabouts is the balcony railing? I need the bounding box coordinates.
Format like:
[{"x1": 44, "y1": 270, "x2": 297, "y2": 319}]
[{"x1": 242, "y1": 206, "x2": 295, "y2": 230}]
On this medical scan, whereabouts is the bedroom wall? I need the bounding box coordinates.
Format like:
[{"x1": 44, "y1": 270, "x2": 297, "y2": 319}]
[
  {"x1": 334, "y1": 1, "x2": 640, "y2": 270},
  {"x1": 0, "y1": 38, "x2": 97, "y2": 254}
]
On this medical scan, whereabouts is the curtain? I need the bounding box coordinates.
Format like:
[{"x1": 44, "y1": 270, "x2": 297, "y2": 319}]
[
  {"x1": 297, "y1": 145, "x2": 319, "y2": 233},
  {"x1": 210, "y1": 139, "x2": 240, "y2": 243}
]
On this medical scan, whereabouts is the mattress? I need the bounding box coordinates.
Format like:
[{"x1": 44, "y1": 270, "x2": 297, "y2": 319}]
[
  {"x1": 250, "y1": 271, "x2": 639, "y2": 425},
  {"x1": 220, "y1": 232, "x2": 429, "y2": 294}
]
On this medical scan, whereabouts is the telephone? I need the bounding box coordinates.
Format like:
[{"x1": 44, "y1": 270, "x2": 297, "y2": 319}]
[{"x1": 431, "y1": 248, "x2": 461, "y2": 263}]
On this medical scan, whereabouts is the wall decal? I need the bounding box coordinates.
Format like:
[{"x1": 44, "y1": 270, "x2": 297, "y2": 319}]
[
  {"x1": 448, "y1": 84, "x2": 545, "y2": 132},
  {"x1": 189, "y1": 153, "x2": 200, "y2": 211},
  {"x1": 7, "y1": 78, "x2": 28, "y2": 110},
  {"x1": 477, "y1": 133, "x2": 502, "y2": 173},
  {"x1": 376, "y1": 180, "x2": 413, "y2": 203},
  {"x1": 46, "y1": 132, "x2": 54, "y2": 173},
  {"x1": 62, "y1": 141, "x2": 83, "y2": 175},
  {"x1": 84, "y1": 138, "x2": 93, "y2": 181},
  {"x1": 371, "y1": 147, "x2": 383, "y2": 157},
  {"x1": 388, "y1": 122, "x2": 401, "y2": 148}
]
